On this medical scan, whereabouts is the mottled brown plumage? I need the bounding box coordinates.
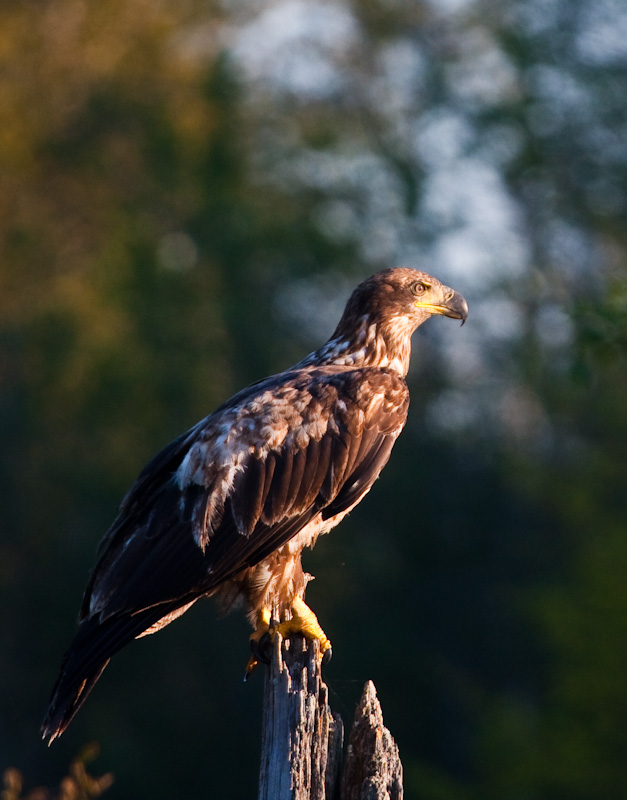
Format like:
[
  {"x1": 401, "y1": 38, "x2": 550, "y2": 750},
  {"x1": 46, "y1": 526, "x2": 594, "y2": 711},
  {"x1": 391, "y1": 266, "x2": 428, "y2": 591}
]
[{"x1": 42, "y1": 268, "x2": 468, "y2": 743}]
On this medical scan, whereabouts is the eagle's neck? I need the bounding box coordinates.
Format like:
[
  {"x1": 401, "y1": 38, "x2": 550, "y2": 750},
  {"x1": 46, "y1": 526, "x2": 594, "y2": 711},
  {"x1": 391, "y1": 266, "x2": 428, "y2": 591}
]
[{"x1": 303, "y1": 315, "x2": 415, "y2": 377}]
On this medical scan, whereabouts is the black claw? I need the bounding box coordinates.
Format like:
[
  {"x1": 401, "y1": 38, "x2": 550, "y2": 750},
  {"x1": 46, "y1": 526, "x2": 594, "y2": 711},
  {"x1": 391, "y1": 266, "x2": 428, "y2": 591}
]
[
  {"x1": 322, "y1": 645, "x2": 332, "y2": 665},
  {"x1": 251, "y1": 631, "x2": 274, "y2": 665}
]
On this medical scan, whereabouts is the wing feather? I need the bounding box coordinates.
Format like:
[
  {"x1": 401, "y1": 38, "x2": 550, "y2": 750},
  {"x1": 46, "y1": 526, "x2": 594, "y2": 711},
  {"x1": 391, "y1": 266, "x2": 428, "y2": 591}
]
[
  {"x1": 322, "y1": 435, "x2": 397, "y2": 521},
  {"x1": 319, "y1": 428, "x2": 351, "y2": 502},
  {"x1": 313, "y1": 431, "x2": 335, "y2": 504},
  {"x1": 230, "y1": 455, "x2": 265, "y2": 536},
  {"x1": 294, "y1": 435, "x2": 321, "y2": 509},
  {"x1": 262, "y1": 446, "x2": 293, "y2": 524},
  {"x1": 284, "y1": 446, "x2": 308, "y2": 516},
  {"x1": 259, "y1": 450, "x2": 278, "y2": 523}
]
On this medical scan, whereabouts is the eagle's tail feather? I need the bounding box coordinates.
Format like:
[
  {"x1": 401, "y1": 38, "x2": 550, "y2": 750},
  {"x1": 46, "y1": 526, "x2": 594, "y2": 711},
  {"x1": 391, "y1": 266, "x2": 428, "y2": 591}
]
[
  {"x1": 42, "y1": 656, "x2": 111, "y2": 744},
  {"x1": 42, "y1": 607, "x2": 171, "y2": 744}
]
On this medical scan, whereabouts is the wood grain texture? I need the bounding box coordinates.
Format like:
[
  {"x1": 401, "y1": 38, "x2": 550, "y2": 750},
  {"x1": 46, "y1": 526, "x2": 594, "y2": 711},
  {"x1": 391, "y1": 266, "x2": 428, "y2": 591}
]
[
  {"x1": 258, "y1": 635, "x2": 344, "y2": 800},
  {"x1": 340, "y1": 681, "x2": 403, "y2": 800},
  {"x1": 258, "y1": 637, "x2": 403, "y2": 800}
]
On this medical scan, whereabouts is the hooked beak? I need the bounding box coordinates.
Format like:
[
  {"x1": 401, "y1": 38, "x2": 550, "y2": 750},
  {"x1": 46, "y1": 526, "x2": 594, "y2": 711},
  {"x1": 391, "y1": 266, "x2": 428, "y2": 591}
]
[{"x1": 415, "y1": 289, "x2": 469, "y2": 325}]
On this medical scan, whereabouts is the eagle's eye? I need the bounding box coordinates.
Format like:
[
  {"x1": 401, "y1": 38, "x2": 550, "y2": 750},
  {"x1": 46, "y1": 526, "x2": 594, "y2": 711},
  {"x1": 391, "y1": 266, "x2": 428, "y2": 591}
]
[{"x1": 411, "y1": 281, "x2": 428, "y2": 296}]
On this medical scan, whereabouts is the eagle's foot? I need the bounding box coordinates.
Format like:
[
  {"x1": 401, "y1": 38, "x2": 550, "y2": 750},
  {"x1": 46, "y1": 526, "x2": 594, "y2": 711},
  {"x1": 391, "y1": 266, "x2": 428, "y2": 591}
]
[
  {"x1": 244, "y1": 598, "x2": 332, "y2": 679},
  {"x1": 274, "y1": 597, "x2": 332, "y2": 663}
]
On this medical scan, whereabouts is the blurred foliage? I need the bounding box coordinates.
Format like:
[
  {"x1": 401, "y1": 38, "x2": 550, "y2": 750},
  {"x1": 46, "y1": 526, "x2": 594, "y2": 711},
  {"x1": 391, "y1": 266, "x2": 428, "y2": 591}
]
[
  {"x1": 1, "y1": 0, "x2": 626, "y2": 798},
  {"x1": 2, "y1": 745, "x2": 112, "y2": 800}
]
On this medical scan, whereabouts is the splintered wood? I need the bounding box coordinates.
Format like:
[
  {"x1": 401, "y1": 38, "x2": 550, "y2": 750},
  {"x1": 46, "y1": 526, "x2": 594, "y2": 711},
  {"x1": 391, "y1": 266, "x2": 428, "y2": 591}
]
[
  {"x1": 258, "y1": 635, "x2": 402, "y2": 800},
  {"x1": 258, "y1": 635, "x2": 344, "y2": 800},
  {"x1": 340, "y1": 681, "x2": 403, "y2": 800}
]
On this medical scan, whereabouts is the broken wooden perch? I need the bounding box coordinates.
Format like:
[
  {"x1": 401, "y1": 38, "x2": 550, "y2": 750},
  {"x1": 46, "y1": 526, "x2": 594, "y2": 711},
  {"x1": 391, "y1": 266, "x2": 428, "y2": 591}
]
[{"x1": 258, "y1": 634, "x2": 403, "y2": 800}]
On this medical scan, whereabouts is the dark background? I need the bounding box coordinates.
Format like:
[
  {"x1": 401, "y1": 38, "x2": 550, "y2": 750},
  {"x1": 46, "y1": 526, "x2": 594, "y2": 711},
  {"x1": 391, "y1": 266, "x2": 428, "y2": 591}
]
[{"x1": 1, "y1": 0, "x2": 626, "y2": 797}]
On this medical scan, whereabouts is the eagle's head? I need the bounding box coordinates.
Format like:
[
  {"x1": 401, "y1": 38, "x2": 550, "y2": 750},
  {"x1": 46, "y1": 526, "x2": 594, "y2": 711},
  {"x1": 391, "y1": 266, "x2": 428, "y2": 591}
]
[
  {"x1": 323, "y1": 268, "x2": 468, "y2": 376},
  {"x1": 344, "y1": 267, "x2": 468, "y2": 328}
]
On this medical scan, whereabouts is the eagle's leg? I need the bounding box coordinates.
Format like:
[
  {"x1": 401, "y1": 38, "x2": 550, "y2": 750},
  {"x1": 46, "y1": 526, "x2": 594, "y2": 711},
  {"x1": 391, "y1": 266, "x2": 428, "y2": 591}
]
[{"x1": 274, "y1": 597, "x2": 332, "y2": 663}]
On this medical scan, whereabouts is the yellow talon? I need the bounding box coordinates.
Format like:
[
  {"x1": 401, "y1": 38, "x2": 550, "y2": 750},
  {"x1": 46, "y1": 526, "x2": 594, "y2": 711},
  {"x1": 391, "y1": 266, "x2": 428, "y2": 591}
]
[
  {"x1": 245, "y1": 599, "x2": 332, "y2": 679},
  {"x1": 275, "y1": 597, "x2": 331, "y2": 658}
]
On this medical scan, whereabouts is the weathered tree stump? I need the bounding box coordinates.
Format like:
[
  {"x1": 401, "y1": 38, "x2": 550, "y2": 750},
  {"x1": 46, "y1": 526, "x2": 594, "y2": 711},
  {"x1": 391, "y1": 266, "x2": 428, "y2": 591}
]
[
  {"x1": 258, "y1": 635, "x2": 403, "y2": 800},
  {"x1": 340, "y1": 681, "x2": 403, "y2": 800},
  {"x1": 258, "y1": 634, "x2": 344, "y2": 800}
]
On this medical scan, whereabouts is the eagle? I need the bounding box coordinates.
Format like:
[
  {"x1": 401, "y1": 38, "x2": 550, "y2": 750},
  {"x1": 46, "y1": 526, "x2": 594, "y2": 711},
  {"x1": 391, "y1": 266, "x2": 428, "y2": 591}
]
[{"x1": 42, "y1": 267, "x2": 468, "y2": 743}]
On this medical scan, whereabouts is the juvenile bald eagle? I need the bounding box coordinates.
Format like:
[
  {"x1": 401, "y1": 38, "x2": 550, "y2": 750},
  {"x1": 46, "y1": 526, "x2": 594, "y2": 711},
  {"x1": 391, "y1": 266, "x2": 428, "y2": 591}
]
[{"x1": 42, "y1": 268, "x2": 468, "y2": 743}]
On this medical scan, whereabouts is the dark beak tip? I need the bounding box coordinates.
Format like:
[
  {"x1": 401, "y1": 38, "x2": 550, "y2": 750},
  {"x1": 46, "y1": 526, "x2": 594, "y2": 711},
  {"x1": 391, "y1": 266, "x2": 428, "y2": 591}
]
[
  {"x1": 452, "y1": 293, "x2": 469, "y2": 326},
  {"x1": 459, "y1": 295, "x2": 468, "y2": 325}
]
